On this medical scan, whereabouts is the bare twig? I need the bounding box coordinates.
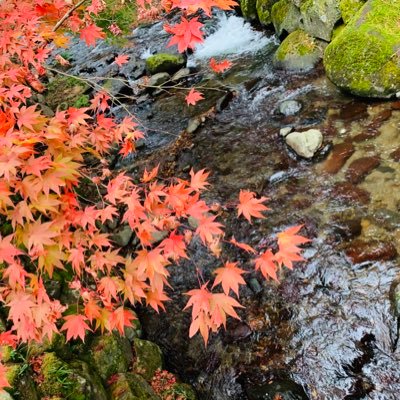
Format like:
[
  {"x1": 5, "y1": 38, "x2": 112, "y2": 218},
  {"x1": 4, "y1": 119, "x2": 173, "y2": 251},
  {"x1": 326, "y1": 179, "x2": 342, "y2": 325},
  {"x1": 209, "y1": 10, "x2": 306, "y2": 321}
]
[{"x1": 53, "y1": 0, "x2": 88, "y2": 32}]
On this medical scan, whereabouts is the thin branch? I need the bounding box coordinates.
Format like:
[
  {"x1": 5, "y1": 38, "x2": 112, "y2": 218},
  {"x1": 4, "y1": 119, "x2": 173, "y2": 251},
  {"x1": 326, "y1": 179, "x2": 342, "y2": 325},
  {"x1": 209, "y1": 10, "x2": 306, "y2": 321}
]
[{"x1": 53, "y1": 0, "x2": 88, "y2": 32}]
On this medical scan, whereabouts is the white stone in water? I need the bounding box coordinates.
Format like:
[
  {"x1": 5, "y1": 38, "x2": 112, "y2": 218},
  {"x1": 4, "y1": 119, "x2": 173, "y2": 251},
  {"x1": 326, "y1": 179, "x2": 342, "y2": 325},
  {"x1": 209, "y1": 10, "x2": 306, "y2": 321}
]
[
  {"x1": 285, "y1": 129, "x2": 323, "y2": 158},
  {"x1": 280, "y1": 127, "x2": 293, "y2": 137},
  {"x1": 339, "y1": 128, "x2": 347, "y2": 134}
]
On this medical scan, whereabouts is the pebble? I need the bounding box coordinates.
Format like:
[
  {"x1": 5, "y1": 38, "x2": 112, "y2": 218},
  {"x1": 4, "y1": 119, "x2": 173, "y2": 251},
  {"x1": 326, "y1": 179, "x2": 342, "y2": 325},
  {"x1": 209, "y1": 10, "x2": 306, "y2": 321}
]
[
  {"x1": 285, "y1": 129, "x2": 323, "y2": 159},
  {"x1": 279, "y1": 126, "x2": 293, "y2": 137},
  {"x1": 322, "y1": 142, "x2": 355, "y2": 174},
  {"x1": 345, "y1": 156, "x2": 380, "y2": 184},
  {"x1": 279, "y1": 100, "x2": 302, "y2": 116}
]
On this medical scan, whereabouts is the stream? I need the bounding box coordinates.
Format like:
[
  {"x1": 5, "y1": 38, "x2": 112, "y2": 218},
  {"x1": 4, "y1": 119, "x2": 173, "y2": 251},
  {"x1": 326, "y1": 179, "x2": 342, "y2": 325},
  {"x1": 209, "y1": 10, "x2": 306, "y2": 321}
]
[{"x1": 57, "y1": 12, "x2": 400, "y2": 400}]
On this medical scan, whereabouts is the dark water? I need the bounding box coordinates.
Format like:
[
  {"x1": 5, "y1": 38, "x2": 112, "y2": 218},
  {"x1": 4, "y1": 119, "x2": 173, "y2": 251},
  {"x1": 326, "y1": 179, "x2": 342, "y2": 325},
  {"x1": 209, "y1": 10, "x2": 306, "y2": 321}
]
[{"x1": 60, "y1": 16, "x2": 400, "y2": 400}]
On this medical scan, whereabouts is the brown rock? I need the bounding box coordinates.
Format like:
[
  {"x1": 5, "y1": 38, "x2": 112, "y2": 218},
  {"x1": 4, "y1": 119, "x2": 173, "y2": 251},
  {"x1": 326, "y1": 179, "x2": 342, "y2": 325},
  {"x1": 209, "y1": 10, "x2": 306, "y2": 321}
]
[
  {"x1": 338, "y1": 102, "x2": 369, "y2": 122},
  {"x1": 390, "y1": 148, "x2": 400, "y2": 162},
  {"x1": 352, "y1": 128, "x2": 380, "y2": 142},
  {"x1": 322, "y1": 142, "x2": 355, "y2": 174},
  {"x1": 332, "y1": 182, "x2": 370, "y2": 205},
  {"x1": 391, "y1": 101, "x2": 400, "y2": 110},
  {"x1": 370, "y1": 109, "x2": 392, "y2": 126},
  {"x1": 345, "y1": 156, "x2": 380, "y2": 184},
  {"x1": 345, "y1": 239, "x2": 397, "y2": 263}
]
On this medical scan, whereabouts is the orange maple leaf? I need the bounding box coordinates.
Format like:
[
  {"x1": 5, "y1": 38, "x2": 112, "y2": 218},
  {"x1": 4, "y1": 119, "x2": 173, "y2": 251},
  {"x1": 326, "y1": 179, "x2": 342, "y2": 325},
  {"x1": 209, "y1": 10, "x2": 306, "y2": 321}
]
[
  {"x1": 212, "y1": 261, "x2": 246, "y2": 296},
  {"x1": 114, "y1": 54, "x2": 130, "y2": 67},
  {"x1": 165, "y1": 17, "x2": 204, "y2": 53},
  {"x1": 210, "y1": 58, "x2": 233, "y2": 74},
  {"x1": 61, "y1": 314, "x2": 92, "y2": 342},
  {"x1": 185, "y1": 88, "x2": 204, "y2": 106},
  {"x1": 254, "y1": 249, "x2": 278, "y2": 281},
  {"x1": 237, "y1": 190, "x2": 269, "y2": 223},
  {"x1": 189, "y1": 168, "x2": 209, "y2": 191},
  {"x1": 229, "y1": 237, "x2": 256, "y2": 254},
  {"x1": 80, "y1": 24, "x2": 105, "y2": 46}
]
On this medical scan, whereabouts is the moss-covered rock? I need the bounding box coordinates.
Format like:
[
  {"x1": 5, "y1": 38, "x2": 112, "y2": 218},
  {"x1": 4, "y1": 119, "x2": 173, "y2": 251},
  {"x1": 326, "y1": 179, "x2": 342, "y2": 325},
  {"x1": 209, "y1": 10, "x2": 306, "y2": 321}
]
[
  {"x1": 163, "y1": 383, "x2": 197, "y2": 400},
  {"x1": 324, "y1": 0, "x2": 400, "y2": 98},
  {"x1": 300, "y1": 0, "x2": 341, "y2": 41},
  {"x1": 27, "y1": 333, "x2": 68, "y2": 358},
  {"x1": 145, "y1": 54, "x2": 185, "y2": 75},
  {"x1": 109, "y1": 373, "x2": 160, "y2": 400},
  {"x1": 331, "y1": 23, "x2": 345, "y2": 40},
  {"x1": 256, "y1": 0, "x2": 278, "y2": 25},
  {"x1": 274, "y1": 30, "x2": 325, "y2": 71},
  {"x1": 45, "y1": 76, "x2": 90, "y2": 111},
  {"x1": 241, "y1": 0, "x2": 258, "y2": 20},
  {"x1": 271, "y1": 0, "x2": 302, "y2": 36},
  {"x1": 132, "y1": 339, "x2": 163, "y2": 381},
  {"x1": 89, "y1": 334, "x2": 133, "y2": 381},
  {"x1": 339, "y1": 0, "x2": 366, "y2": 23}
]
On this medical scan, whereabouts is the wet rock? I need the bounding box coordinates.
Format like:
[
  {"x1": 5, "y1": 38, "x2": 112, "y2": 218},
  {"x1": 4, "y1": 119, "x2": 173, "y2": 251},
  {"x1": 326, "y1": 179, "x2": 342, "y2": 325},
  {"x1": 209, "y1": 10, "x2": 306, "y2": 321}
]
[
  {"x1": 285, "y1": 128, "x2": 323, "y2": 158},
  {"x1": 324, "y1": 0, "x2": 400, "y2": 98},
  {"x1": 331, "y1": 214, "x2": 362, "y2": 240},
  {"x1": 172, "y1": 68, "x2": 191, "y2": 82},
  {"x1": 372, "y1": 208, "x2": 400, "y2": 231},
  {"x1": 332, "y1": 182, "x2": 370, "y2": 204},
  {"x1": 241, "y1": 0, "x2": 258, "y2": 19},
  {"x1": 322, "y1": 142, "x2": 355, "y2": 173},
  {"x1": 279, "y1": 100, "x2": 302, "y2": 116},
  {"x1": 345, "y1": 239, "x2": 397, "y2": 263},
  {"x1": 351, "y1": 127, "x2": 380, "y2": 142},
  {"x1": 271, "y1": 0, "x2": 302, "y2": 35},
  {"x1": 133, "y1": 338, "x2": 163, "y2": 381},
  {"x1": 225, "y1": 321, "x2": 252, "y2": 342},
  {"x1": 109, "y1": 373, "x2": 160, "y2": 400},
  {"x1": 187, "y1": 117, "x2": 201, "y2": 134},
  {"x1": 246, "y1": 377, "x2": 309, "y2": 400},
  {"x1": 89, "y1": 334, "x2": 133, "y2": 381},
  {"x1": 345, "y1": 156, "x2": 380, "y2": 184},
  {"x1": 370, "y1": 108, "x2": 392, "y2": 126},
  {"x1": 279, "y1": 126, "x2": 293, "y2": 137},
  {"x1": 146, "y1": 53, "x2": 185, "y2": 75},
  {"x1": 111, "y1": 224, "x2": 133, "y2": 247},
  {"x1": 300, "y1": 0, "x2": 341, "y2": 41},
  {"x1": 274, "y1": 30, "x2": 325, "y2": 72},
  {"x1": 216, "y1": 91, "x2": 234, "y2": 112},
  {"x1": 149, "y1": 72, "x2": 170, "y2": 88}
]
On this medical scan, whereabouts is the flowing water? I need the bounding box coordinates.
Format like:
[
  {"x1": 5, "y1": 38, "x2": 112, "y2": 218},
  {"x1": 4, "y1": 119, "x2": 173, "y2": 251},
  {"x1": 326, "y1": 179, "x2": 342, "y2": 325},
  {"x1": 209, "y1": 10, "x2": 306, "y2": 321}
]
[{"x1": 60, "y1": 13, "x2": 400, "y2": 400}]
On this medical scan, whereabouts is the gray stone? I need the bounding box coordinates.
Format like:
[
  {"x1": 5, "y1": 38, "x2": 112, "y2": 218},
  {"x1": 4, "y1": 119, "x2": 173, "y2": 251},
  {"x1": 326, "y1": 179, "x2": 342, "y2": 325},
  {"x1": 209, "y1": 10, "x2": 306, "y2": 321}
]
[
  {"x1": 279, "y1": 100, "x2": 302, "y2": 116},
  {"x1": 111, "y1": 224, "x2": 133, "y2": 247},
  {"x1": 271, "y1": 0, "x2": 302, "y2": 36},
  {"x1": 172, "y1": 68, "x2": 191, "y2": 82},
  {"x1": 285, "y1": 129, "x2": 323, "y2": 158},
  {"x1": 149, "y1": 72, "x2": 170, "y2": 88}
]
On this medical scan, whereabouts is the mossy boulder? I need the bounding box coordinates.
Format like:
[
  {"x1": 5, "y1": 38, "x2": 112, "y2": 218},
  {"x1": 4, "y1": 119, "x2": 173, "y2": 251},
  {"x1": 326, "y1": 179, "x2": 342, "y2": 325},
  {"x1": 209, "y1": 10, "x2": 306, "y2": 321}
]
[
  {"x1": 324, "y1": 0, "x2": 400, "y2": 98},
  {"x1": 162, "y1": 383, "x2": 197, "y2": 400},
  {"x1": 109, "y1": 373, "x2": 160, "y2": 400},
  {"x1": 256, "y1": 0, "x2": 278, "y2": 25},
  {"x1": 274, "y1": 30, "x2": 325, "y2": 71},
  {"x1": 339, "y1": 0, "x2": 366, "y2": 23},
  {"x1": 145, "y1": 54, "x2": 185, "y2": 75},
  {"x1": 89, "y1": 334, "x2": 133, "y2": 382},
  {"x1": 241, "y1": 0, "x2": 258, "y2": 20},
  {"x1": 45, "y1": 76, "x2": 90, "y2": 111},
  {"x1": 300, "y1": 0, "x2": 341, "y2": 41},
  {"x1": 38, "y1": 353, "x2": 102, "y2": 400},
  {"x1": 132, "y1": 339, "x2": 163, "y2": 381},
  {"x1": 271, "y1": 0, "x2": 302, "y2": 36}
]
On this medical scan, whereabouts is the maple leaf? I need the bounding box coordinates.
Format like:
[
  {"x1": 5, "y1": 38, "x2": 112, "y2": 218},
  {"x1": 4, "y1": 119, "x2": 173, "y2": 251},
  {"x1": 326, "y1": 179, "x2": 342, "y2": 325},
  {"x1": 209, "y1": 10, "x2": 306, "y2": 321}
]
[
  {"x1": 254, "y1": 250, "x2": 278, "y2": 281},
  {"x1": 212, "y1": 261, "x2": 246, "y2": 296},
  {"x1": 61, "y1": 314, "x2": 91, "y2": 342},
  {"x1": 210, "y1": 58, "x2": 233, "y2": 74},
  {"x1": 165, "y1": 17, "x2": 204, "y2": 53},
  {"x1": 277, "y1": 225, "x2": 310, "y2": 254},
  {"x1": 189, "y1": 168, "x2": 209, "y2": 191},
  {"x1": 80, "y1": 24, "x2": 105, "y2": 46},
  {"x1": 114, "y1": 54, "x2": 130, "y2": 67},
  {"x1": 142, "y1": 165, "x2": 159, "y2": 183},
  {"x1": 109, "y1": 306, "x2": 136, "y2": 335},
  {"x1": 213, "y1": 0, "x2": 237, "y2": 10},
  {"x1": 185, "y1": 88, "x2": 204, "y2": 106},
  {"x1": 195, "y1": 214, "x2": 224, "y2": 245},
  {"x1": 237, "y1": 190, "x2": 269, "y2": 223},
  {"x1": 0, "y1": 235, "x2": 23, "y2": 264},
  {"x1": 159, "y1": 231, "x2": 188, "y2": 261},
  {"x1": 229, "y1": 237, "x2": 256, "y2": 254}
]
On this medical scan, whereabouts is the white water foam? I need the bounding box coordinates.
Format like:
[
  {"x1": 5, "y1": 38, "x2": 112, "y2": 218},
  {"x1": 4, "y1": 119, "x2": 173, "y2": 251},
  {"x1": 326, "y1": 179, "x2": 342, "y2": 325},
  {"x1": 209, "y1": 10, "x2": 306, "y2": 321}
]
[{"x1": 193, "y1": 14, "x2": 273, "y2": 59}]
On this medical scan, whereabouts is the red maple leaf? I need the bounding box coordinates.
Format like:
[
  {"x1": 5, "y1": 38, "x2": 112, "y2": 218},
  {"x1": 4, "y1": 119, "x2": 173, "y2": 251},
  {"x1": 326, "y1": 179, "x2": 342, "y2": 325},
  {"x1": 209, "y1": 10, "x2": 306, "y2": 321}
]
[
  {"x1": 185, "y1": 88, "x2": 204, "y2": 106},
  {"x1": 114, "y1": 54, "x2": 130, "y2": 67},
  {"x1": 80, "y1": 24, "x2": 105, "y2": 46},
  {"x1": 61, "y1": 314, "x2": 92, "y2": 342},
  {"x1": 254, "y1": 249, "x2": 278, "y2": 281},
  {"x1": 164, "y1": 17, "x2": 204, "y2": 53},
  {"x1": 212, "y1": 261, "x2": 246, "y2": 296},
  {"x1": 210, "y1": 58, "x2": 233, "y2": 73},
  {"x1": 237, "y1": 190, "x2": 269, "y2": 223},
  {"x1": 189, "y1": 168, "x2": 209, "y2": 191}
]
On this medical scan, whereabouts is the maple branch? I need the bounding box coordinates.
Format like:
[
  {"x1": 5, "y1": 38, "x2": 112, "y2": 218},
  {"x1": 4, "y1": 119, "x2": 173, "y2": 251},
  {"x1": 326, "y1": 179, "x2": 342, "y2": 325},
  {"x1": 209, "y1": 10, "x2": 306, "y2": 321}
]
[{"x1": 53, "y1": 0, "x2": 88, "y2": 32}]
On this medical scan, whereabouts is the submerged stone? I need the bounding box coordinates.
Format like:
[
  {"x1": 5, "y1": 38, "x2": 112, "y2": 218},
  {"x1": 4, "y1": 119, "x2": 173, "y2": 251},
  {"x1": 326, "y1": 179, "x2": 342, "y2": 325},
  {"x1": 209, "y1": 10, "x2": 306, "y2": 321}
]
[
  {"x1": 324, "y1": 0, "x2": 400, "y2": 98},
  {"x1": 345, "y1": 156, "x2": 380, "y2": 184},
  {"x1": 274, "y1": 30, "x2": 324, "y2": 71},
  {"x1": 345, "y1": 239, "x2": 397, "y2": 263},
  {"x1": 322, "y1": 142, "x2": 355, "y2": 174}
]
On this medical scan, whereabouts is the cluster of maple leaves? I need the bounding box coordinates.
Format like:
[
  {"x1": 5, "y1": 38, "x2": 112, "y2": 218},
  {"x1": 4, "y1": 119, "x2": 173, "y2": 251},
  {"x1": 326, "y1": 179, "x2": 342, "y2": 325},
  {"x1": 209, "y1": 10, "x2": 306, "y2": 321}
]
[{"x1": 0, "y1": 0, "x2": 310, "y2": 393}]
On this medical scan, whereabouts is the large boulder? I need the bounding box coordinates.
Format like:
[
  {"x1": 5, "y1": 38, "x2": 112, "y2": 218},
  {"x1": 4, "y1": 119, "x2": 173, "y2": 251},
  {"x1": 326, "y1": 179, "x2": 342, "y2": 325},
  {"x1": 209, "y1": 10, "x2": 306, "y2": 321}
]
[
  {"x1": 274, "y1": 30, "x2": 325, "y2": 71},
  {"x1": 132, "y1": 338, "x2": 163, "y2": 381},
  {"x1": 300, "y1": 0, "x2": 341, "y2": 41},
  {"x1": 145, "y1": 53, "x2": 185, "y2": 75},
  {"x1": 241, "y1": 0, "x2": 258, "y2": 19},
  {"x1": 271, "y1": 0, "x2": 302, "y2": 36},
  {"x1": 339, "y1": 0, "x2": 366, "y2": 23},
  {"x1": 324, "y1": 0, "x2": 400, "y2": 98}
]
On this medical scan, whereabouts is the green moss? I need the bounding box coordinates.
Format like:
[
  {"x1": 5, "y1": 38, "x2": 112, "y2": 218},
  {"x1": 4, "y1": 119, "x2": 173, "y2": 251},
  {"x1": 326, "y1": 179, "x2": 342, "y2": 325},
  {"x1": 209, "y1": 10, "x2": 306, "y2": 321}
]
[
  {"x1": 109, "y1": 373, "x2": 160, "y2": 400},
  {"x1": 241, "y1": 0, "x2": 258, "y2": 20},
  {"x1": 271, "y1": 0, "x2": 302, "y2": 35},
  {"x1": 324, "y1": 0, "x2": 400, "y2": 97},
  {"x1": 146, "y1": 53, "x2": 185, "y2": 75},
  {"x1": 339, "y1": 0, "x2": 366, "y2": 23},
  {"x1": 45, "y1": 76, "x2": 90, "y2": 111},
  {"x1": 256, "y1": 0, "x2": 278, "y2": 25},
  {"x1": 331, "y1": 24, "x2": 345, "y2": 40},
  {"x1": 92, "y1": 0, "x2": 137, "y2": 41},
  {"x1": 73, "y1": 95, "x2": 90, "y2": 108},
  {"x1": 133, "y1": 339, "x2": 163, "y2": 381},
  {"x1": 163, "y1": 383, "x2": 197, "y2": 400}
]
